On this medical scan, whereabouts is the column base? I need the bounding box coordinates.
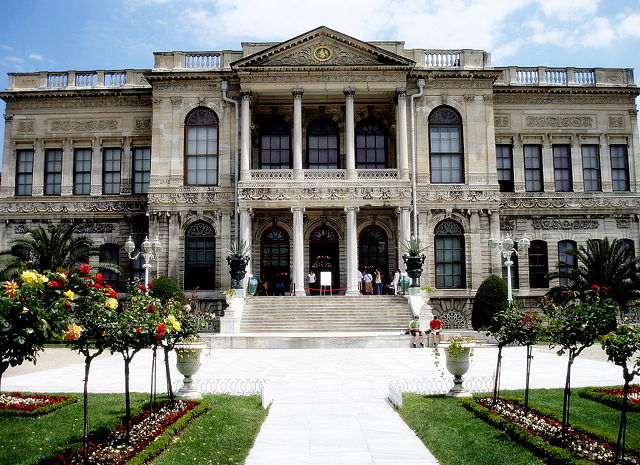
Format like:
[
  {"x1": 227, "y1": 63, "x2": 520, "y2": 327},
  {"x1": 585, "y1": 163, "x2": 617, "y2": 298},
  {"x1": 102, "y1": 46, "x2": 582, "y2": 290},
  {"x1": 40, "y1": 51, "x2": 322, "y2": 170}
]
[
  {"x1": 293, "y1": 169, "x2": 303, "y2": 180},
  {"x1": 345, "y1": 288, "x2": 360, "y2": 296}
]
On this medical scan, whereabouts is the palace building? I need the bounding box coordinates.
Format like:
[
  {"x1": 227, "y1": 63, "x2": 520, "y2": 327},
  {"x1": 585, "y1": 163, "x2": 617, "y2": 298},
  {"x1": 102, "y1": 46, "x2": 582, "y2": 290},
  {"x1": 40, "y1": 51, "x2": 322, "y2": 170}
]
[{"x1": 1, "y1": 26, "x2": 639, "y2": 328}]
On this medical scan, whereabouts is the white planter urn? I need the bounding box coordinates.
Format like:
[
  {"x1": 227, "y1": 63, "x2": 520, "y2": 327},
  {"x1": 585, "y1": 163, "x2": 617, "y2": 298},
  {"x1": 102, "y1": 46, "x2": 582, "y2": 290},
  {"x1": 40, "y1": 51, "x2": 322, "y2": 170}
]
[
  {"x1": 175, "y1": 341, "x2": 207, "y2": 400},
  {"x1": 444, "y1": 345, "x2": 472, "y2": 397}
]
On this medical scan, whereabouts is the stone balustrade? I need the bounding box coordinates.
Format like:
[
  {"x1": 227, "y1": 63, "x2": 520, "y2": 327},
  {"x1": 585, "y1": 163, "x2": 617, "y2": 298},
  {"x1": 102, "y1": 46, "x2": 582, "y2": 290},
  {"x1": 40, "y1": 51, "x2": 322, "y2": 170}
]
[
  {"x1": 409, "y1": 49, "x2": 491, "y2": 69},
  {"x1": 153, "y1": 51, "x2": 243, "y2": 70},
  {"x1": 246, "y1": 169, "x2": 401, "y2": 182},
  {"x1": 8, "y1": 69, "x2": 149, "y2": 90},
  {"x1": 496, "y1": 67, "x2": 635, "y2": 87}
]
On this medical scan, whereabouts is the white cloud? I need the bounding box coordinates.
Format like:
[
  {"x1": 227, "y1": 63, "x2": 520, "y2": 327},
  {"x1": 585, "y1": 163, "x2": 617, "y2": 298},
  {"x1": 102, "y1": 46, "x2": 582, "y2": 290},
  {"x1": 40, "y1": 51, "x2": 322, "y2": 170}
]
[
  {"x1": 28, "y1": 53, "x2": 43, "y2": 61},
  {"x1": 619, "y1": 13, "x2": 640, "y2": 38},
  {"x1": 0, "y1": 44, "x2": 12, "y2": 51},
  {"x1": 535, "y1": 0, "x2": 600, "y2": 21},
  {"x1": 5, "y1": 56, "x2": 24, "y2": 63}
]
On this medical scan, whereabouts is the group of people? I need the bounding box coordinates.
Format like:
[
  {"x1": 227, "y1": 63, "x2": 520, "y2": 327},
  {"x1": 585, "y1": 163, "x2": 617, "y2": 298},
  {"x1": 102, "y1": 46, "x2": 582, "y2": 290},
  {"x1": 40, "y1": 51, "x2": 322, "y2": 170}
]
[
  {"x1": 357, "y1": 267, "x2": 404, "y2": 295},
  {"x1": 408, "y1": 315, "x2": 442, "y2": 348}
]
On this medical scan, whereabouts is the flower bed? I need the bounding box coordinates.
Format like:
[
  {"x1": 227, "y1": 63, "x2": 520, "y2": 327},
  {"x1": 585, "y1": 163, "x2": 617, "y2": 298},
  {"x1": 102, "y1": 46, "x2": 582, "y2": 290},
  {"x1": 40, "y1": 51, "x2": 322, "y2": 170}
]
[
  {"x1": 462, "y1": 396, "x2": 640, "y2": 465},
  {"x1": 578, "y1": 386, "x2": 640, "y2": 412},
  {"x1": 0, "y1": 392, "x2": 77, "y2": 417},
  {"x1": 39, "y1": 399, "x2": 208, "y2": 465}
]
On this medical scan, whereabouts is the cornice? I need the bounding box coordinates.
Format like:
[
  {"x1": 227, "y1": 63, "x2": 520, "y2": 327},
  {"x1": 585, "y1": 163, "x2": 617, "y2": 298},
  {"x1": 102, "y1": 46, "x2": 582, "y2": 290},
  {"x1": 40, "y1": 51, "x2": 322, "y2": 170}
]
[
  {"x1": 0, "y1": 87, "x2": 151, "y2": 102},
  {"x1": 492, "y1": 86, "x2": 640, "y2": 97}
]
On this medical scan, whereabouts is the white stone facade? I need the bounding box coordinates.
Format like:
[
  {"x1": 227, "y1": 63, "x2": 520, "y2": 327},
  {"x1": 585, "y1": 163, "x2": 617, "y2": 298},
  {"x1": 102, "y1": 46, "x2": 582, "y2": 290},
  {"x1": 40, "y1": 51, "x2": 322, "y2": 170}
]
[{"x1": 1, "y1": 27, "x2": 639, "y2": 327}]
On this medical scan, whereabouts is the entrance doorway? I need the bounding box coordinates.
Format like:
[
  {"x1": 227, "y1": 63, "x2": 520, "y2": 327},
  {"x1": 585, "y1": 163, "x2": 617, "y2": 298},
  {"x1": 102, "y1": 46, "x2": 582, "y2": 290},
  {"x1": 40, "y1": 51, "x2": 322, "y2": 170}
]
[
  {"x1": 359, "y1": 225, "x2": 389, "y2": 289},
  {"x1": 309, "y1": 225, "x2": 340, "y2": 294},
  {"x1": 260, "y1": 226, "x2": 290, "y2": 295}
]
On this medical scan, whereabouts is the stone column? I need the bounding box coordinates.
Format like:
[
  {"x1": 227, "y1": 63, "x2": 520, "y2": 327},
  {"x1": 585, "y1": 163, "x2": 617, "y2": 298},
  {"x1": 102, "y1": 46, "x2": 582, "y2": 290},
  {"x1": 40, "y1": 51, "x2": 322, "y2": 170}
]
[
  {"x1": 90, "y1": 138, "x2": 102, "y2": 196},
  {"x1": 61, "y1": 138, "x2": 73, "y2": 196},
  {"x1": 571, "y1": 135, "x2": 583, "y2": 192},
  {"x1": 542, "y1": 136, "x2": 554, "y2": 192},
  {"x1": 121, "y1": 137, "x2": 132, "y2": 195},
  {"x1": 239, "y1": 207, "x2": 253, "y2": 276},
  {"x1": 344, "y1": 87, "x2": 356, "y2": 180},
  {"x1": 600, "y1": 135, "x2": 612, "y2": 192},
  {"x1": 396, "y1": 90, "x2": 409, "y2": 181},
  {"x1": 291, "y1": 206, "x2": 306, "y2": 296},
  {"x1": 397, "y1": 206, "x2": 411, "y2": 272},
  {"x1": 345, "y1": 206, "x2": 360, "y2": 295},
  {"x1": 240, "y1": 90, "x2": 251, "y2": 181},
  {"x1": 292, "y1": 89, "x2": 304, "y2": 180},
  {"x1": 513, "y1": 136, "x2": 524, "y2": 192},
  {"x1": 32, "y1": 140, "x2": 44, "y2": 196},
  {"x1": 469, "y1": 210, "x2": 482, "y2": 290},
  {"x1": 488, "y1": 210, "x2": 501, "y2": 275},
  {"x1": 167, "y1": 212, "x2": 181, "y2": 281},
  {"x1": 629, "y1": 109, "x2": 640, "y2": 191}
]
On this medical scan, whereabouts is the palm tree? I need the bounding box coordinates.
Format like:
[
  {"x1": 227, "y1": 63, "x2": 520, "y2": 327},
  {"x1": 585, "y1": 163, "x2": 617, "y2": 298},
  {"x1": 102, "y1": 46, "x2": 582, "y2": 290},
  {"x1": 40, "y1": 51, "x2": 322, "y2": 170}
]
[
  {"x1": 548, "y1": 238, "x2": 640, "y2": 314},
  {"x1": 0, "y1": 224, "x2": 120, "y2": 278}
]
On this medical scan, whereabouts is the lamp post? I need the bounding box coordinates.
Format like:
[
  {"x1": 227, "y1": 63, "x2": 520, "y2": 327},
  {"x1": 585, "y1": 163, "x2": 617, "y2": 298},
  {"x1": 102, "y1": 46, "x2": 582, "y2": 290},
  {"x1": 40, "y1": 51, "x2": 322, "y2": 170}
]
[
  {"x1": 124, "y1": 235, "x2": 162, "y2": 288},
  {"x1": 488, "y1": 233, "x2": 530, "y2": 304}
]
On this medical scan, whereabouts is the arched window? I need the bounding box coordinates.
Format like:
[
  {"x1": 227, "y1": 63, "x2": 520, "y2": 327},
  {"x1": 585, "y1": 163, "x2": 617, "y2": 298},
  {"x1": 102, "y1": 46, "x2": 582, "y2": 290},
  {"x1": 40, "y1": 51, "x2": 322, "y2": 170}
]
[
  {"x1": 356, "y1": 118, "x2": 387, "y2": 169},
  {"x1": 429, "y1": 107, "x2": 463, "y2": 183},
  {"x1": 99, "y1": 243, "x2": 120, "y2": 290},
  {"x1": 558, "y1": 240, "x2": 577, "y2": 287},
  {"x1": 529, "y1": 240, "x2": 549, "y2": 288},
  {"x1": 307, "y1": 118, "x2": 339, "y2": 169},
  {"x1": 261, "y1": 227, "x2": 290, "y2": 288},
  {"x1": 620, "y1": 238, "x2": 635, "y2": 257},
  {"x1": 260, "y1": 120, "x2": 291, "y2": 169},
  {"x1": 434, "y1": 220, "x2": 465, "y2": 288},
  {"x1": 185, "y1": 108, "x2": 218, "y2": 185},
  {"x1": 185, "y1": 222, "x2": 215, "y2": 290},
  {"x1": 359, "y1": 226, "x2": 388, "y2": 274}
]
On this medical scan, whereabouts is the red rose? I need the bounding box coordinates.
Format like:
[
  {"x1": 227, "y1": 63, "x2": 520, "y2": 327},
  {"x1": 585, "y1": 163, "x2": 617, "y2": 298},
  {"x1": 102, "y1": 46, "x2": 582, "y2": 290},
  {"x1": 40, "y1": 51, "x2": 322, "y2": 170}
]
[
  {"x1": 95, "y1": 273, "x2": 103, "y2": 282},
  {"x1": 146, "y1": 305, "x2": 157, "y2": 313},
  {"x1": 46, "y1": 280, "x2": 59, "y2": 288},
  {"x1": 154, "y1": 331, "x2": 165, "y2": 339},
  {"x1": 139, "y1": 285, "x2": 147, "y2": 291},
  {"x1": 136, "y1": 328, "x2": 141, "y2": 333},
  {"x1": 148, "y1": 282, "x2": 154, "y2": 288},
  {"x1": 156, "y1": 323, "x2": 166, "y2": 332},
  {"x1": 94, "y1": 283, "x2": 103, "y2": 289},
  {"x1": 107, "y1": 289, "x2": 118, "y2": 298},
  {"x1": 79, "y1": 264, "x2": 91, "y2": 275}
]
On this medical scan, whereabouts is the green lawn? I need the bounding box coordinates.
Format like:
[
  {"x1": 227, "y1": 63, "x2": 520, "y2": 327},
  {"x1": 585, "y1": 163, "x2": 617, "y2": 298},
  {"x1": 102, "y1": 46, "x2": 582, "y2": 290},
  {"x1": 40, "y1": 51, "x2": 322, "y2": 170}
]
[
  {"x1": 398, "y1": 389, "x2": 639, "y2": 465},
  {"x1": 0, "y1": 393, "x2": 266, "y2": 465}
]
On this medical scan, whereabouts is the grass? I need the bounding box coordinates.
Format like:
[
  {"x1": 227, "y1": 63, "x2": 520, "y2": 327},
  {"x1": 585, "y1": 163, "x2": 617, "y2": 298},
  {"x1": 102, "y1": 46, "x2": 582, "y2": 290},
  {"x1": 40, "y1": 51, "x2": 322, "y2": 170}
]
[
  {"x1": 0, "y1": 393, "x2": 266, "y2": 465},
  {"x1": 398, "y1": 389, "x2": 640, "y2": 465}
]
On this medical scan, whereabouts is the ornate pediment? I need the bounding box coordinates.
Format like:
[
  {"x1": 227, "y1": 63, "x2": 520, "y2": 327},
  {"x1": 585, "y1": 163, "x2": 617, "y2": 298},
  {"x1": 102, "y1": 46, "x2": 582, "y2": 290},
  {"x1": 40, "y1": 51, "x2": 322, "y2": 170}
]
[{"x1": 232, "y1": 26, "x2": 414, "y2": 69}]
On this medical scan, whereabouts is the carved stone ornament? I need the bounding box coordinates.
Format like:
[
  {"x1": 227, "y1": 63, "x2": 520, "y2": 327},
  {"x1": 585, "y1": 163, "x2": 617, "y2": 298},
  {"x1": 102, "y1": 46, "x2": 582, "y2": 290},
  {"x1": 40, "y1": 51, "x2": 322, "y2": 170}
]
[
  {"x1": 0, "y1": 200, "x2": 146, "y2": 214},
  {"x1": 17, "y1": 120, "x2": 35, "y2": 133},
  {"x1": 135, "y1": 118, "x2": 152, "y2": 131},
  {"x1": 148, "y1": 191, "x2": 235, "y2": 205},
  {"x1": 417, "y1": 190, "x2": 500, "y2": 203},
  {"x1": 264, "y1": 41, "x2": 381, "y2": 66},
  {"x1": 500, "y1": 219, "x2": 515, "y2": 230},
  {"x1": 494, "y1": 115, "x2": 510, "y2": 128},
  {"x1": 49, "y1": 119, "x2": 119, "y2": 132},
  {"x1": 525, "y1": 115, "x2": 593, "y2": 128},
  {"x1": 502, "y1": 195, "x2": 640, "y2": 209},
  {"x1": 494, "y1": 93, "x2": 634, "y2": 105},
  {"x1": 531, "y1": 219, "x2": 599, "y2": 230},
  {"x1": 608, "y1": 115, "x2": 625, "y2": 129},
  {"x1": 18, "y1": 96, "x2": 152, "y2": 110},
  {"x1": 238, "y1": 186, "x2": 411, "y2": 202},
  {"x1": 616, "y1": 218, "x2": 632, "y2": 229}
]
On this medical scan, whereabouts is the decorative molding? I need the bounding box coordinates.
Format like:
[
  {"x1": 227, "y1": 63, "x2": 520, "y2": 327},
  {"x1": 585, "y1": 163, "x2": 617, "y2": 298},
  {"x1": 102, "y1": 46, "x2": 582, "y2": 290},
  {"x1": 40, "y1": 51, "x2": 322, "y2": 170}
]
[
  {"x1": 500, "y1": 219, "x2": 515, "y2": 230},
  {"x1": 148, "y1": 191, "x2": 235, "y2": 205},
  {"x1": 616, "y1": 218, "x2": 632, "y2": 229},
  {"x1": 525, "y1": 115, "x2": 593, "y2": 128},
  {"x1": 49, "y1": 119, "x2": 119, "y2": 132},
  {"x1": 239, "y1": 186, "x2": 412, "y2": 202},
  {"x1": 16, "y1": 120, "x2": 34, "y2": 133},
  {"x1": 502, "y1": 195, "x2": 640, "y2": 209},
  {"x1": 265, "y1": 42, "x2": 381, "y2": 66},
  {"x1": 4, "y1": 114, "x2": 14, "y2": 123},
  {"x1": 608, "y1": 115, "x2": 625, "y2": 129},
  {"x1": 17, "y1": 95, "x2": 152, "y2": 109},
  {"x1": 463, "y1": 94, "x2": 475, "y2": 103},
  {"x1": 135, "y1": 118, "x2": 152, "y2": 131},
  {"x1": 0, "y1": 200, "x2": 147, "y2": 214},
  {"x1": 417, "y1": 189, "x2": 500, "y2": 203},
  {"x1": 170, "y1": 96, "x2": 183, "y2": 107},
  {"x1": 531, "y1": 219, "x2": 599, "y2": 230},
  {"x1": 494, "y1": 93, "x2": 634, "y2": 105},
  {"x1": 494, "y1": 115, "x2": 510, "y2": 128}
]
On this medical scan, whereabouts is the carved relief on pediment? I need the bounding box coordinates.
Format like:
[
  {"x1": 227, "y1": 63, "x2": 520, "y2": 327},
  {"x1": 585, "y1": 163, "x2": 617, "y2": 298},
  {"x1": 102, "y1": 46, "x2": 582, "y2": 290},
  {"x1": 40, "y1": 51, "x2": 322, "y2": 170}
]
[{"x1": 262, "y1": 39, "x2": 383, "y2": 67}]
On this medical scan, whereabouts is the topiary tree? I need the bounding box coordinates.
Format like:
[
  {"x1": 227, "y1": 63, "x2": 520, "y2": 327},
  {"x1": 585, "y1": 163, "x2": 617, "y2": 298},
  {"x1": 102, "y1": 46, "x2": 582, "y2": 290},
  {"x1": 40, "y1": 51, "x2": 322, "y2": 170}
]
[
  {"x1": 472, "y1": 275, "x2": 508, "y2": 331},
  {"x1": 150, "y1": 276, "x2": 187, "y2": 304}
]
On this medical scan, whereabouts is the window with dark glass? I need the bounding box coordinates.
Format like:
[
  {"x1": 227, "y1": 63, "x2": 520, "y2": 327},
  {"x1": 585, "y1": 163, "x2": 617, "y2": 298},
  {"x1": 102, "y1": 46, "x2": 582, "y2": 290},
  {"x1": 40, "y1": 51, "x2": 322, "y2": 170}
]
[
  {"x1": 558, "y1": 240, "x2": 577, "y2": 287},
  {"x1": 185, "y1": 108, "x2": 218, "y2": 185},
  {"x1": 99, "y1": 244, "x2": 120, "y2": 290},
  {"x1": 356, "y1": 118, "x2": 387, "y2": 169},
  {"x1": 73, "y1": 148, "x2": 92, "y2": 195},
  {"x1": 185, "y1": 222, "x2": 215, "y2": 290},
  {"x1": 261, "y1": 227, "x2": 290, "y2": 288},
  {"x1": 15, "y1": 149, "x2": 34, "y2": 196},
  {"x1": 435, "y1": 220, "x2": 465, "y2": 288},
  {"x1": 611, "y1": 145, "x2": 630, "y2": 191},
  {"x1": 359, "y1": 226, "x2": 388, "y2": 273},
  {"x1": 496, "y1": 144, "x2": 514, "y2": 192},
  {"x1": 553, "y1": 145, "x2": 572, "y2": 192},
  {"x1": 502, "y1": 243, "x2": 519, "y2": 289},
  {"x1": 132, "y1": 147, "x2": 151, "y2": 194},
  {"x1": 524, "y1": 144, "x2": 543, "y2": 192},
  {"x1": 307, "y1": 118, "x2": 339, "y2": 169},
  {"x1": 430, "y1": 107, "x2": 463, "y2": 183},
  {"x1": 44, "y1": 149, "x2": 63, "y2": 195},
  {"x1": 260, "y1": 121, "x2": 291, "y2": 169},
  {"x1": 529, "y1": 240, "x2": 549, "y2": 288},
  {"x1": 103, "y1": 148, "x2": 121, "y2": 195},
  {"x1": 581, "y1": 145, "x2": 601, "y2": 192},
  {"x1": 620, "y1": 238, "x2": 635, "y2": 257}
]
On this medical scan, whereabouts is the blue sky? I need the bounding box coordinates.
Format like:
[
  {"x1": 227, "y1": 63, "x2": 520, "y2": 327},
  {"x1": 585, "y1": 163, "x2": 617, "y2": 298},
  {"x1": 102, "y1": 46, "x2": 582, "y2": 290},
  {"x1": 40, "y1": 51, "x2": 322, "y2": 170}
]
[{"x1": 1, "y1": 0, "x2": 640, "y2": 166}]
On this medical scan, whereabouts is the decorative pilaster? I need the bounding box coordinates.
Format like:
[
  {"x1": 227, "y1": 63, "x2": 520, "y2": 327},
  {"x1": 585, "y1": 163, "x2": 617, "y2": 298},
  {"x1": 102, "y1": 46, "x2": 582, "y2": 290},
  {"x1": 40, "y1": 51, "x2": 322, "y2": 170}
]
[
  {"x1": 291, "y1": 206, "x2": 306, "y2": 296},
  {"x1": 571, "y1": 135, "x2": 583, "y2": 192},
  {"x1": 600, "y1": 135, "x2": 613, "y2": 192},
  {"x1": 345, "y1": 206, "x2": 360, "y2": 295},
  {"x1": 513, "y1": 136, "x2": 525, "y2": 192},
  {"x1": 469, "y1": 210, "x2": 482, "y2": 290},
  {"x1": 292, "y1": 89, "x2": 303, "y2": 180},
  {"x1": 396, "y1": 90, "x2": 409, "y2": 181},
  {"x1": 396, "y1": 206, "x2": 411, "y2": 272},
  {"x1": 90, "y1": 138, "x2": 102, "y2": 196},
  {"x1": 344, "y1": 87, "x2": 356, "y2": 180},
  {"x1": 488, "y1": 210, "x2": 501, "y2": 275},
  {"x1": 542, "y1": 136, "x2": 554, "y2": 192},
  {"x1": 121, "y1": 137, "x2": 132, "y2": 195},
  {"x1": 240, "y1": 90, "x2": 251, "y2": 181},
  {"x1": 239, "y1": 207, "x2": 253, "y2": 277},
  {"x1": 32, "y1": 140, "x2": 44, "y2": 196},
  {"x1": 167, "y1": 212, "x2": 181, "y2": 280},
  {"x1": 61, "y1": 138, "x2": 73, "y2": 196},
  {"x1": 628, "y1": 109, "x2": 640, "y2": 191}
]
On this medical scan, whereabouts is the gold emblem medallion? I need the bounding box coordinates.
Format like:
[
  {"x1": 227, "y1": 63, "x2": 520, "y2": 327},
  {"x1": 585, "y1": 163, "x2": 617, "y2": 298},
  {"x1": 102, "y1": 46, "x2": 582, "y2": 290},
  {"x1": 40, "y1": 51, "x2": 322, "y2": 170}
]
[{"x1": 313, "y1": 45, "x2": 333, "y2": 62}]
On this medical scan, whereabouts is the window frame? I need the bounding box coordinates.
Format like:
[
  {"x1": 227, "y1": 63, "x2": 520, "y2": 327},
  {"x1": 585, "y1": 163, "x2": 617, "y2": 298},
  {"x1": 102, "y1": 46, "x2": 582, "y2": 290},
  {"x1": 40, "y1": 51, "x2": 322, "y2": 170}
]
[
  {"x1": 132, "y1": 147, "x2": 151, "y2": 194},
  {"x1": 184, "y1": 221, "x2": 215, "y2": 290},
  {"x1": 581, "y1": 145, "x2": 602, "y2": 192},
  {"x1": 15, "y1": 149, "x2": 34, "y2": 196},
  {"x1": 496, "y1": 144, "x2": 514, "y2": 192},
  {"x1": 73, "y1": 148, "x2": 92, "y2": 195},
  {"x1": 434, "y1": 220, "x2": 466, "y2": 289},
  {"x1": 307, "y1": 118, "x2": 340, "y2": 170},
  {"x1": 610, "y1": 144, "x2": 630, "y2": 191},
  {"x1": 259, "y1": 120, "x2": 291, "y2": 170},
  {"x1": 355, "y1": 118, "x2": 387, "y2": 169},
  {"x1": 553, "y1": 144, "x2": 573, "y2": 192},
  {"x1": 102, "y1": 147, "x2": 121, "y2": 195},
  {"x1": 558, "y1": 240, "x2": 577, "y2": 287},
  {"x1": 184, "y1": 108, "x2": 219, "y2": 186},
  {"x1": 529, "y1": 240, "x2": 549, "y2": 289},
  {"x1": 44, "y1": 148, "x2": 63, "y2": 196},
  {"x1": 429, "y1": 107, "x2": 464, "y2": 184},
  {"x1": 524, "y1": 144, "x2": 543, "y2": 192}
]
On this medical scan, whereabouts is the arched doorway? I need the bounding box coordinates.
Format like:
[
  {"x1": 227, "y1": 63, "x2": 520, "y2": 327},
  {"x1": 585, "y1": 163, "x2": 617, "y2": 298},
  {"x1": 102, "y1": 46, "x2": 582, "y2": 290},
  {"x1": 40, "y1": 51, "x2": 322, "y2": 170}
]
[
  {"x1": 359, "y1": 225, "x2": 389, "y2": 282},
  {"x1": 185, "y1": 221, "x2": 215, "y2": 290},
  {"x1": 261, "y1": 226, "x2": 290, "y2": 295},
  {"x1": 309, "y1": 225, "x2": 339, "y2": 293}
]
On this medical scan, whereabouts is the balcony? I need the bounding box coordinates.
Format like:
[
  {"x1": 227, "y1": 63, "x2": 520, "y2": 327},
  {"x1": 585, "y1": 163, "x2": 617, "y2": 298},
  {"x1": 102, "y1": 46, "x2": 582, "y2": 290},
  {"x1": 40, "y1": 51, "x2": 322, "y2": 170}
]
[
  {"x1": 7, "y1": 70, "x2": 150, "y2": 91},
  {"x1": 495, "y1": 67, "x2": 635, "y2": 87},
  {"x1": 246, "y1": 169, "x2": 400, "y2": 182}
]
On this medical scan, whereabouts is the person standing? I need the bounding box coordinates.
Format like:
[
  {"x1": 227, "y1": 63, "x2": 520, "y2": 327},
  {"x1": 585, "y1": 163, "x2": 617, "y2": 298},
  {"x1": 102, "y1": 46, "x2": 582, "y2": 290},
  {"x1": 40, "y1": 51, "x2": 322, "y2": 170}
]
[
  {"x1": 307, "y1": 270, "x2": 317, "y2": 295},
  {"x1": 357, "y1": 268, "x2": 363, "y2": 294},
  {"x1": 430, "y1": 315, "x2": 443, "y2": 346},
  {"x1": 392, "y1": 269, "x2": 400, "y2": 295},
  {"x1": 363, "y1": 268, "x2": 374, "y2": 295},
  {"x1": 374, "y1": 268, "x2": 383, "y2": 295}
]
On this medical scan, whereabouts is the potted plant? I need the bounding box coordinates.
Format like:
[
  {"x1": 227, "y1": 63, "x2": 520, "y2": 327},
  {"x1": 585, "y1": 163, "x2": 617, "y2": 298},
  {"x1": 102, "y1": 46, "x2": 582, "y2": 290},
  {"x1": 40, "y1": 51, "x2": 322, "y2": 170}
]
[
  {"x1": 174, "y1": 336, "x2": 208, "y2": 400},
  {"x1": 223, "y1": 287, "x2": 237, "y2": 304},
  {"x1": 443, "y1": 336, "x2": 474, "y2": 397},
  {"x1": 226, "y1": 239, "x2": 251, "y2": 289},
  {"x1": 402, "y1": 237, "x2": 427, "y2": 288}
]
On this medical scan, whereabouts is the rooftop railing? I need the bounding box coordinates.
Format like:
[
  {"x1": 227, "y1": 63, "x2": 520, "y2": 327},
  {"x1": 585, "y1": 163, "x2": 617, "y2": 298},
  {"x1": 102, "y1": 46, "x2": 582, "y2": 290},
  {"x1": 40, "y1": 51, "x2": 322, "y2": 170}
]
[
  {"x1": 8, "y1": 70, "x2": 149, "y2": 91},
  {"x1": 496, "y1": 67, "x2": 633, "y2": 87}
]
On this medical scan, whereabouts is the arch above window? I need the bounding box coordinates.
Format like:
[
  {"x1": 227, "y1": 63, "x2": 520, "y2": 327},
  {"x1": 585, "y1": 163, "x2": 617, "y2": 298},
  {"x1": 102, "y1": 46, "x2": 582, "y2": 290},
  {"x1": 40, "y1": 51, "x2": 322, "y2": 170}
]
[
  {"x1": 434, "y1": 220, "x2": 465, "y2": 288},
  {"x1": 356, "y1": 118, "x2": 387, "y2": 169},
  {"x1": 185, "y1": 107, "x2": 219, "y2": 186},
  {"x1": 307, "y1": 118, "x2": 339, "y2": 169},
  {"x1": 429, "y1": 106, "x2": 463, "y2": 184}
]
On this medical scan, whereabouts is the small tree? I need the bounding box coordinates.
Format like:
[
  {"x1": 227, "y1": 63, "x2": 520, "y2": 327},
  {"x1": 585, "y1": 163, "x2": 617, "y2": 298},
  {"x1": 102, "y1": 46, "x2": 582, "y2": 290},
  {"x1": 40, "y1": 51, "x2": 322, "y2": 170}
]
[
  {"x1": 542, "y1": 287, "x2": 617, "y2": 436},
  {"x1": 0, "y1": 270, "x2": 65, "y2": 391},
  {"x1": 517, "y1": 311, "x2": 543, "y2": 407},
  {"x1": 600, "y1": 324, "x2": 640, "y2": 461},
  {"x1": 472, "y1": 275, "x2": 508, "y2": 331}
]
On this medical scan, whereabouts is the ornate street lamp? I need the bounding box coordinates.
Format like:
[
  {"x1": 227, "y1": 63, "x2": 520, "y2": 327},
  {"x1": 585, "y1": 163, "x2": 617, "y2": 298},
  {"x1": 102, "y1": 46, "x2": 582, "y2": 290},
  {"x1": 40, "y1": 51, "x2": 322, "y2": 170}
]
[
  {"x1": 488, "y1": 233, "x2": 530, "y2": 304},
  {"x1": 124, "y1": 235, "x2": 162, "y2": 288}
]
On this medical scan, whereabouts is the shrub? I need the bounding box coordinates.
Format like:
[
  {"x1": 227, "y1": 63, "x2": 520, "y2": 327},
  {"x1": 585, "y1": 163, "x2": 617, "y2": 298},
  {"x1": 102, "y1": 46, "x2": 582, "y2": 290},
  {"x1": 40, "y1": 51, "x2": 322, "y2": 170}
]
[
  {"x1": 150, "y1": 276, "x2": 187, "y2": 304},
  {"x1": 472, "y1": 274, "x2": 508, "y2": 331}
]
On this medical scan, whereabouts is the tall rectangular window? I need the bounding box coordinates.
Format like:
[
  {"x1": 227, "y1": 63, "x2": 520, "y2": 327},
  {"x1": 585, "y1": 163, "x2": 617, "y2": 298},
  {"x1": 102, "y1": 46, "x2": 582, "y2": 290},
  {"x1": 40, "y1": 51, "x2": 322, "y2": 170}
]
[
  {"x1": 524, "y1": 144, "x2": 543, "y2": 192},
  {"x1": 44, "y1": 149, "x2": 63, "y2": 195},
  {"x1": 132, "y1": 147, "x2": 151, "y2": 194},
  {"x1": 553, "y1": 145, "x2": 573, "y2": 192},
  {"x1": 15, "y1": 149, "x2": 34, "y2": 196},
  {"x1": 611, "y1": 145, "x2": 630, "y2": 191},
  {"x1": 102, "y1": 148, "x2": 121, "y2": 195},
  {"x1": 581, "y1": 145, "x2": 601, "y2": 192},
  {"x1": 529, "y1": 240, "x2": 549, "y2": 289},
  {"x1": 496, "y1": 144, "x2": 514, "y2": 192},
  {"x1": 73, "y1": 148, "x2": 92, "y2": 195}
]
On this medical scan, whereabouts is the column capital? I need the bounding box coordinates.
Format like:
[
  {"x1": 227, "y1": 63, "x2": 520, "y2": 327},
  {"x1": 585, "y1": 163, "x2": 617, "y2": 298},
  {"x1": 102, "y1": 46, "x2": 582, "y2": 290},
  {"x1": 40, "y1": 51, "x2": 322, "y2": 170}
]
[
  {"x1": 344, "y1": 206, "x2": 360, "y2": 214},
  {"x1": 291, "y1": 206, "x2": 305, "y2": 214},
  {"x1": 240, "y1": 89, "x2": 251, "y2": 99},
  {"x1": 343, "y1": 87, "x2": 356, "y2": 98},
  {"x1": 395, "y1": 88, "x2": 407, "y2": 99},
  {"x1": 292, "y1": 88, "x2": 304, "y2": 99}
]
